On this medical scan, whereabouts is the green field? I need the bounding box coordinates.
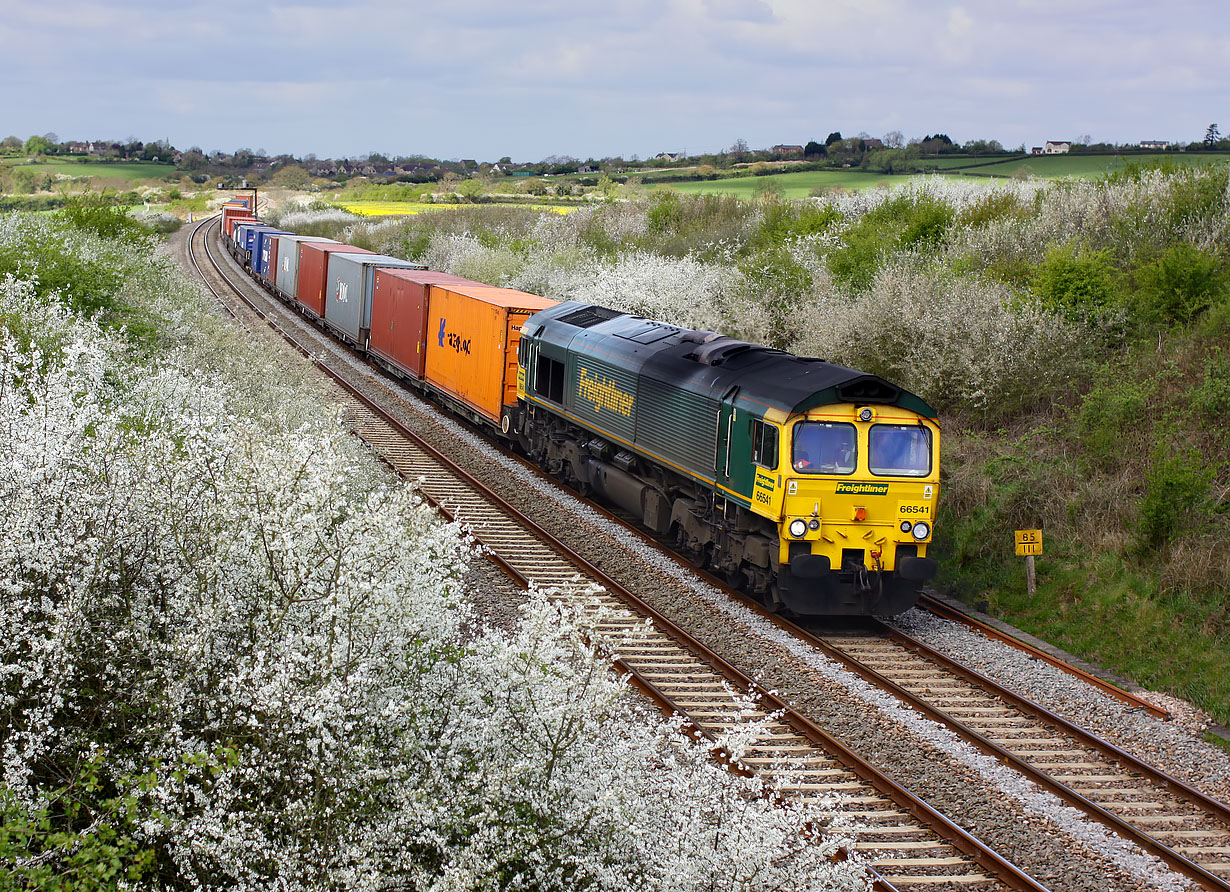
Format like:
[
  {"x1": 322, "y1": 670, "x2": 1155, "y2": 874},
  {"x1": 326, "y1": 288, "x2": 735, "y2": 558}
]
[
  {"x1": 13, "y1": 159, "x2": 176, "y2": 181},
  {"x1": 953, "y1": 152, "x2": 1230, "y2": 178},
  {"x1": 649, "y1": 152, "x2": 1230, "y2": 197},
  {"x1": 652, "y1": 169, "x2": 903, "y2": 198}
]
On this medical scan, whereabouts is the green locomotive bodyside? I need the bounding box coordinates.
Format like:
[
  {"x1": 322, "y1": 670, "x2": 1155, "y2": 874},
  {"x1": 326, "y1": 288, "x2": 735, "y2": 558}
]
[{"x1": 514, "y1": 301, "x2": 940, "y2": 616}]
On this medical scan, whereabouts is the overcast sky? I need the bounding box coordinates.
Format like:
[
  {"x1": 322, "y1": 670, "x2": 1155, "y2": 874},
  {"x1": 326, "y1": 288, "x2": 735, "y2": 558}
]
[{"x1": 3, "y1": 0, "x2": 1227, "y2": 161}]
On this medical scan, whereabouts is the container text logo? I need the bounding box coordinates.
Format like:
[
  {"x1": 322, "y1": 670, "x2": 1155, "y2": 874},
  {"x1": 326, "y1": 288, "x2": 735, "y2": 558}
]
[{"x1": 437, "y1": 318, "x2": 471, "y2": 355}]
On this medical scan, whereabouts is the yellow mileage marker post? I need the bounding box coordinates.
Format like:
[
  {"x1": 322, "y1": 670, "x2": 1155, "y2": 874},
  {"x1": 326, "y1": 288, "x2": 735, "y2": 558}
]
[{"x1": 1015, "y1": 529, "x2": 1043, "y2": 596}]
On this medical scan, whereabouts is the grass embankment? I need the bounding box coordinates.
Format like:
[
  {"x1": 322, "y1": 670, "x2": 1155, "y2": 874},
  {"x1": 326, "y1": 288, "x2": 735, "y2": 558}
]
[{"x1": 941, "y1": 316, "x2": 1230, "y2": 717}]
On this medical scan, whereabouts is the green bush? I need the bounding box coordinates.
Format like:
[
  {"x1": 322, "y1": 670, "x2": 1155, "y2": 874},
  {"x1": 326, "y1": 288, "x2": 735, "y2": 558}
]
[
  {"x1": 751, "y1": 198, "x2": 839, "y2": 250},
  {"x1": 1191, "y1": 349, "x2": 1230, "y2": 419},
  {"x1": 1076, "y1": 375, "x2": 1150, "y2": 470},
  {"x1": 956, "y1": 190, "x2": 1029, "y2": 229},
  {"x1": 826, "y1": 192, "x2": 954, "y2": 291},
  {"x1": 735, "y1": 247, "x2": 812, "y2": 350},
  {"x1": 1032, "y1": 244, "x2": 1120, "y2": 320},
  {"x1": 1164, "y1": 164, "x2": 1230, "y2": 231},
  {"x1": 0, "y1": 232, "x2": 122, "y2": 317},
  {"x1": 59, "y1": 193, "x2": 151, "y2": 245},
  {"x1": 1133, "y1": 243, "x2": 1227, "y2": 324},
  {"x1": 1137, "y1": 448, "x2": 1213, "y2": 547}
]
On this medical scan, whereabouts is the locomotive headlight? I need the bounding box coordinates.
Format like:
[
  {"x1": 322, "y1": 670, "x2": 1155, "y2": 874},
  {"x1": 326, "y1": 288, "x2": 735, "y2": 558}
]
[
  {"x1": 858, "y1": 407, "x2": 874, "y2": 422},
  {"x1": 900, "y1": 520, "x2": 912, "y2": 533},
  {"x1": 808, "y1": 518, "x2": 821, "y2": 531},
  {"x1": 911, "y1": 521, "x2": 931, "y2": 541},
  {"x1": 789, "y1": 519, "x2": 808, "y2": 538}
]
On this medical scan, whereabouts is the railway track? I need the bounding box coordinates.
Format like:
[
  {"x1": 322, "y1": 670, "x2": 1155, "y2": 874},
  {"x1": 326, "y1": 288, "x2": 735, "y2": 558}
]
[
  {"x1": 803, "y1": 621, "x2": 1230, "y2": 890},
  {"x1": 187, "y1": 215, "x2": 1053, "y2": 890}
]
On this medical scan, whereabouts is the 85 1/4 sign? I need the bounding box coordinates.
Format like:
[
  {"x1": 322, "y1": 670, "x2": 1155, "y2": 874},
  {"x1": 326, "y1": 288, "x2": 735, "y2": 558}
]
[{"x1": 1015, "y1": 529, "x2": 1043, "y2": 556}]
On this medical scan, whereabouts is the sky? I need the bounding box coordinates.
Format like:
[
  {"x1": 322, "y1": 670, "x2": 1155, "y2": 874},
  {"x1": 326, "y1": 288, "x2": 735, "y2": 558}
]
[{"x1": 3, "y1": 0, "x2": 1227, "y2": 162}]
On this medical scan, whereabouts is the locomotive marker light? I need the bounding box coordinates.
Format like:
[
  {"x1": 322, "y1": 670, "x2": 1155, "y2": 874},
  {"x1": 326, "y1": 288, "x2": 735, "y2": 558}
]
[
  {"x1": 1015, "y1": 529, "x2": 1043, "y2": 596},
  {"x1": 911, "y1": 521, "x2": 931, "y2": 540}
]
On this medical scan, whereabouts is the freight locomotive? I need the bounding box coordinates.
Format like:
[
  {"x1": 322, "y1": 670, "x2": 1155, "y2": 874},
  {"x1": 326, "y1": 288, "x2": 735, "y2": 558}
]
[{"x1": 219, "y1": 195, "x2": 940, "y2": 616}]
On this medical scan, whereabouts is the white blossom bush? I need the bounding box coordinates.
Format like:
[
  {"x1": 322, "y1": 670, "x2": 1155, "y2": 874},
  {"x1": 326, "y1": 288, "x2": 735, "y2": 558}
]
[
  {"x1": 793, "y1": 257, "x2": 1103, "y2": 417},
  {"x1": 270, "y1": 207, "x2": 363, "y2": 232},
  {"x1": 0, "y1": 217, "x2": 866, "y2": 891}
]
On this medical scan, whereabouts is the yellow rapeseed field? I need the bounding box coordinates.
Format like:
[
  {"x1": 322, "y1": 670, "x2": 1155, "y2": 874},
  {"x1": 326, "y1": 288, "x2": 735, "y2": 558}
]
[{"x1": 340, "y1": 201, "x2": 576, "y2": 216}]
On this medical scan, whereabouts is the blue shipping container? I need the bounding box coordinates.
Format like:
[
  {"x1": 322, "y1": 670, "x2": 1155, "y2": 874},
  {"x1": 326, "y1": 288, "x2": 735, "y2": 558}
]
[{"x1": 254, "y1": 229, "x2": 290, "y2": 276}]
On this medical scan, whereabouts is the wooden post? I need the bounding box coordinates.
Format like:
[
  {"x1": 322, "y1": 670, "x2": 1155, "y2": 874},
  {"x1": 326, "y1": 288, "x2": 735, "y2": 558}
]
[{"x1": 1015, "y1": 529, "x2": 1042, "y2": 597}]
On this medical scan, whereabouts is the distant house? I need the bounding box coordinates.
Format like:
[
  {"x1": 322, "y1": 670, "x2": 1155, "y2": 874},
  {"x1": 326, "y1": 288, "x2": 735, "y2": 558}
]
[
  {"x1": 771, "y1": 144, "x2": 804, "y2": 155},
  {"x1": 1030, "y1": 146, "x2": 1044, "y2": 154},
  {"x1": 1139, "y1": 140, "x2": 1170, "y2": 150},
  {"x1": 63, "y1": 141, "x2": 89, "y2": 155},
  {"x1": 1044, "y1": 140, "x2": 1071, "y2": 154},
  {"x1": 654, "y1": 152, "x2": 684, "y2": 162},
  {"x1": 862, "y1": 138, "x2": 885, "y2": 150}
]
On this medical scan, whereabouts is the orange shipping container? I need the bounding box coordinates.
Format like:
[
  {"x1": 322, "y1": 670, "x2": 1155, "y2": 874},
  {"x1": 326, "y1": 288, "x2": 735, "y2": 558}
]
[{"x1": 424, "y1": 284, "x2": 557, "y2": 425}]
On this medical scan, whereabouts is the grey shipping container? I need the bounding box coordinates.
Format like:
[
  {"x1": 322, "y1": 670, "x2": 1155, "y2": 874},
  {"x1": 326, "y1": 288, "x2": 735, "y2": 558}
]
[
  {"x1": 323, "y1": 252, "x2": 427, "y2": 345},
  {"x1": 273, "y1": 235, "x2": 337, "y2": 300}
]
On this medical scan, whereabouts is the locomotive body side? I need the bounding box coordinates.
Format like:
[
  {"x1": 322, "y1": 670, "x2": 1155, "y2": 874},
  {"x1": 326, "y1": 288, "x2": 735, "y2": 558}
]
[{"x1": 515, "y1": 301, "x2": 939, "y2": 616}]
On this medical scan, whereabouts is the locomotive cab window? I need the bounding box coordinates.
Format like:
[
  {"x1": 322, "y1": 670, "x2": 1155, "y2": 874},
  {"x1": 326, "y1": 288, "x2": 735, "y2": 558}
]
[
  {"x1": 534, "y1": 355, "x2": 565, "y2": 404},
  {"x1": 869, "y1": 424, "x2": 932, "y2": 477},
  {"x1": 751, "y1": 419, "x2": 778, "y2": 469},
  {"x1": 793, "y1": 422, "x2": 856, "y2": 474}
]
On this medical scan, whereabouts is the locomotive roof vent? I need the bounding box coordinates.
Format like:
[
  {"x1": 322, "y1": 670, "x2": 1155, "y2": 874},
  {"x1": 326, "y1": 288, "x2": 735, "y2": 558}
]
[
  {"x1": 679, "y1": 330, "x2": 723, "y2": 345},
  {"x1": 836, "y1": 376, "x2": 900, "y2": 404},
  {"x1": 557, "y1": 304, "x2": 625, "y2": 329},
  {"x1": 689, "y1": 336, "x2": 755, "y2": 366}
]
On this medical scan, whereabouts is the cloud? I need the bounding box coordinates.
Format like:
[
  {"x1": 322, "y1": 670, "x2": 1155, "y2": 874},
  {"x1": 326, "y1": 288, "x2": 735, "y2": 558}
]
[
  {"x1": 0, "y1": 0, "x2": 1223, "y2": 158},
  {"x1": 701, "y1": 0, "x2": 776, "y2": 23}
]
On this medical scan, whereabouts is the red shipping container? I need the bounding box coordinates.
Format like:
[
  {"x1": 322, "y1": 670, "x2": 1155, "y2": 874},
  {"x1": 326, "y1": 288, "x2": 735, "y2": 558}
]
[
  {"x1": 220, "y1": 202, "x2": 252, "y2": 233},
  {"x1": 226, "y1": 215, "x2": 258, "y2": 238},
  {"x1": 295, "y1": 242, "x2": 374, "y2": 318},
  {"x1": 368, "y1": 268, "x2": 476, "y2": 379}
]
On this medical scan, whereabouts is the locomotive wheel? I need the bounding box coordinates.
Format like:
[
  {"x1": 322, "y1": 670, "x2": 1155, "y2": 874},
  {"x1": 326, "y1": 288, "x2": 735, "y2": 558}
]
[{"x1": 763, "y1": 583, "x2": 786, "y2": 614}]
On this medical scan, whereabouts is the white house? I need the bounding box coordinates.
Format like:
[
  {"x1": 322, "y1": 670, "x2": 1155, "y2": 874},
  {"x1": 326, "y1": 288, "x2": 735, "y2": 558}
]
[{"x1": 1044, "y1": 141, "x2": 1071, "y2": 154}]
